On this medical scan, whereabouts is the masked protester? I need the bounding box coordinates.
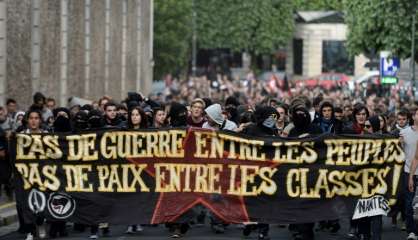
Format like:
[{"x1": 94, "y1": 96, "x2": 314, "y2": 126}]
[
  {"x1": 242, "y1": 106, "x2": 279, "y2": 240},
  {"x1": 72, "y1": 110, "x2": 89, "y2": 132},
  {"x1": 243, "y1": 106, "x2": 278, "y2": 137},
  {"x1": 48, "y1": 108, "x2": 71, "y2": 238},
  {"x1": 52, "y1": 108, "x2": 72, "y2": 133},
  {"x1": 88, "y1": 109, "x2": 105, "y2": 129},
  {"x1": 288, "y1": 105, "x2": 322, "y2": 240},
  {"x1": 168, "y1": 102, "x2": 188, "y2": 128},
  {"x1": 202, "y1": 104, "x2": 237, "y2": 131},
  {"x1": 200, "y1": 104, "x2": 238, "y2": 234},
  {"x1": 166, "y1": 102, "x2": 190, "y2": 238},
  {"x1": 224, "y1": 96, "x2": 240, "y2": 124},
  {"x1": 87, "y1": 109, "x2": 109, "y2": 239}
]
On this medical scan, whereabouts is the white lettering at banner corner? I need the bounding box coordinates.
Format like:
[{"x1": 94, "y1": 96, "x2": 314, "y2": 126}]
[{"x1": 352, "y1": 196, "x2": 390, "y2": 220}]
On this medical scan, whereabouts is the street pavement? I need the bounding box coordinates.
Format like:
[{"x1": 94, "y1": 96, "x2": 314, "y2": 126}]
[{"x1": 0, "y1": 217, "x2": 408, "y2": 240}]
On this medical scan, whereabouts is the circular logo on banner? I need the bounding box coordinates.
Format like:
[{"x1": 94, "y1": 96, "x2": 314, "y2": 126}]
[
  {"x1": 28, "y1": 189, "x2": 46, "y2": 214},
  {"x1": 47, "y1": 193, "x2": 76, "y2": 219}
]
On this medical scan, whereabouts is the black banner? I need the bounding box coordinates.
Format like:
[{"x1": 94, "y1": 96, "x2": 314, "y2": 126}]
[{"x1": 11, "y1": 128, "x2": 404, "y2": 224}]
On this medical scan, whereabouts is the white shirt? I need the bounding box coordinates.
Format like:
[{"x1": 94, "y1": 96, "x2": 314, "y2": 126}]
[{"x1": 400, "y1": 126, "x2": 418, "y2": 175}]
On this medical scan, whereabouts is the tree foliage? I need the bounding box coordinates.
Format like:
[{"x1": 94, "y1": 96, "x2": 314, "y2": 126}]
[
  {"x1": 344, "y1": 0, "x2": 418, "y2": 61},
  {"x1": 195, "y1": 0, "x2": 295, "y2": 55},
  {"x1": 154, "y1": 0, "x2": 192, "y2": 79},
  {"x1": 294, "y1": 0, "x2": 344, "y2": 11}
]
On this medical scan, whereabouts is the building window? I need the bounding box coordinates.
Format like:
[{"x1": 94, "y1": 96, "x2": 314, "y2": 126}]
[
  {"x1": 322, "y1": 41, "x2": 354, "y2": 75},
  {"x1": 293, "y1": 39, "x2": 303, "y2": 75}
]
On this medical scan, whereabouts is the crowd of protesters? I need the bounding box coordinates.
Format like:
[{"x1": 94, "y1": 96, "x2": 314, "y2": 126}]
[{"x1": 0, "y1": 72, "x2": 417, "y2": 240}]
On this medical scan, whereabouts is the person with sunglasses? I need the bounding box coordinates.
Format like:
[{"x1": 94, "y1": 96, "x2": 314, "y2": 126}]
[{"x1": 359, "y1": 115, "x2": 386, "y2": 240}]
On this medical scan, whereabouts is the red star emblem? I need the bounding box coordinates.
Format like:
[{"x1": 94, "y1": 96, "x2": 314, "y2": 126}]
[{"x1": 128, "y1": 128, "x2": 279, "y2": 224}]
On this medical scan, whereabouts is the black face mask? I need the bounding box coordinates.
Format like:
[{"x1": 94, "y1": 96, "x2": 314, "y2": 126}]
[
  {"x1": 118, "y1": 113, "x2": 127, "y2": 122},
  {"x1": 54, "y1": 116, "x2": 72, "y2": 132},
  {"x1": 74, "y1": 121, "x2": 88, "y2": 131},
  {"x1": 171, "y1": 111, "x2": 187, "y2": 127},
  {"x1": 226, "y1": 106, "x2": 238, "y2": 120},
  {"x1": 293, "y1": 110, "x2": 311, "y2": 131},
  {"x1": 90, "y1": 117, "x2": 103, "y2": 128}
]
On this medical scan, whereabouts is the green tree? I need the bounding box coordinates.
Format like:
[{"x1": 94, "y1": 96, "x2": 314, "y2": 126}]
[
  {"x1": 295, "y1": 0, "x2": 344, "y2": 11},
  {"x1": 196, "y1": 0, "x2": 295, "y2": 55},
  {"x1": 154, "y1": 0, "x2": 192, "y2": 80},
  {"x1": 344, "y1": 0, "x2": 418, "y2": 61}
]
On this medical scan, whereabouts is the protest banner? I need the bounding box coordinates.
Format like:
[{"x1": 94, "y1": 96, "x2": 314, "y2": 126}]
[{"x1": 10, "y1": 128, "x2": 404, "y2": 224}]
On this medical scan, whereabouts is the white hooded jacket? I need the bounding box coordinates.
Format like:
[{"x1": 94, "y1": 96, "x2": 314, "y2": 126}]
[{"x1": 202, "y1": 104, "x2": 237, "y2": 131}]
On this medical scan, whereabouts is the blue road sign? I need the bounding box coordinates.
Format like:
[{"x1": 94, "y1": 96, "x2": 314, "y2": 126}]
[{"x1": 380, "y1": 56, "x2": 400, "y2": 77}]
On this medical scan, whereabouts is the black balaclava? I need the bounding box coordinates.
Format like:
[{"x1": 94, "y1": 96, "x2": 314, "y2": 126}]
[
  {"x1": 292, "y1": 106, "x2": 311, "y2": 132},
  {"x1": 88, "y1": 109, "x2": 105, "y2": 129},
  {"x1": 53, "y1": 107, "x2": 72, "y2": 132},
  {"x1": 73, "y1": 110, "x2": 89, "y2": 132},
  {"x1": 169, "y1": 102, "x2": 187, "y2": 127},
  {"x1": 254, "y1": 106, "x2": 279, "y2": 129},
  {"x1": 225, "y1": 96, "x2": 240, "y2": 123}
]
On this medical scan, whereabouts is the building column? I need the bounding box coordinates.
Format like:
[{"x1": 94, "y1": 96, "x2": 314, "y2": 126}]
[
  {"x1": 104, "y1": 0, "x2": 111, "y2": 95},
  {"x1": 0, "y1": 0, "x2": 6, "y2": 106},
  {"x1": 120, "y1": 0, "x2": 127, "y2": 99},
  {"x1": 31, "y1": 0, "x2": 41, "y2": 94},
  {"x1": 84, "y1": 0, "x2": 91, "y2": 98}
]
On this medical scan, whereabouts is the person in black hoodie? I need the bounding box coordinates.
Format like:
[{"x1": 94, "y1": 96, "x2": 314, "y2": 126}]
[
  {"x1": 242, "y1": 106, "x2": 279, "y2": 240},
  {"x1": 72, "y1": 110, "x2": 89, "y2": 132},
  {"x1": 87, "y1": 109, "x2": 109, "y2": 239},
  {"x1": 166, "y1": 102, "x2": 190, "y2": 238},
  {"x1": 224, "y1": 96, "x2": 240, "y2": 125},
  {"x1": 168, "y1": 102, "x2": 188, "y2": 128},
  {"x1": 88, "y1": 109, "x2": 105, "y2": 130},
  {"x1": 52, "y1": 108, "x2": 72, "y2": 133},
  {"x1": 48, "y1": 108, "x2": 72, "y2": 238},
  {"x1": 288, "y1": 105, "x2": 322, "y2": 240}
]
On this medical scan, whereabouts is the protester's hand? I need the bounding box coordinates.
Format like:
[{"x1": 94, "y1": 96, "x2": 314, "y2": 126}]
[
  {"x1": 235, "y1": 122, "x2": 251, "y2": 133},
  {"x1": 409, "y1": 176, "x2": 415, "y2": 192},
  {"x1": 399, "y1": 134, "x2": 404, "y2": 144}
]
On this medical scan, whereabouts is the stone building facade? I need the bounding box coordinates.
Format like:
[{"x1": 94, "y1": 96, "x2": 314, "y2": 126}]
[
  {"x1": 285, "y1": 11, "x2": 368, "y2": 78},
  {"x1": 1, "y1": 0, "x2": 153, "y2": 108}
]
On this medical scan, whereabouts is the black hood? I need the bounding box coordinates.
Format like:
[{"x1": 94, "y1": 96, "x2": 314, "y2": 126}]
[
  {"x1": 73, "y1": 110, "x2": 89, "y2": 131},
  {"x1": 169, "y1": 102, "x2": 187, "y2": 127},
  {"x1": 53, "y1": 116, "x2": 72, "y2": 132},
  {"x1": 292, "y1": 107, "x2": 311, "y2": 132}
]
